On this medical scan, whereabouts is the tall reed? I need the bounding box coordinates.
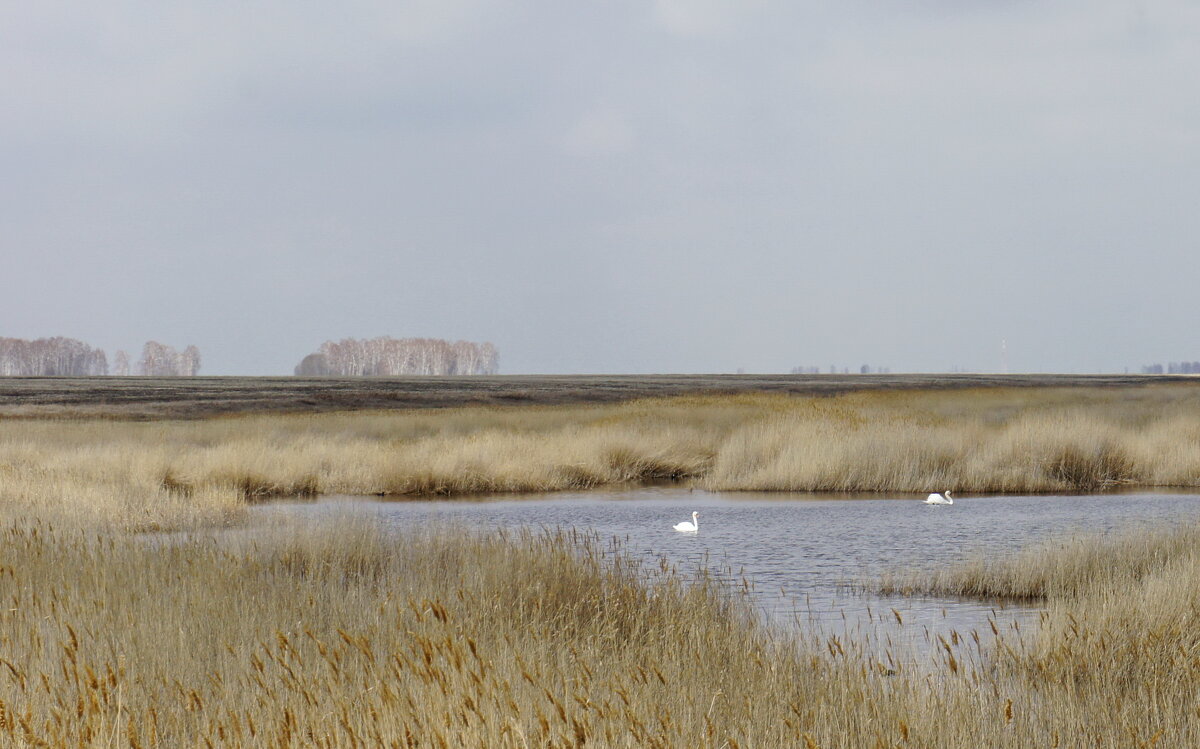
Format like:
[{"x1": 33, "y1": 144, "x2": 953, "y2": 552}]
[
  {"x1": 878, "y1": 522, "x2": 1200, "y2": 600},
  {"x1": 0, "y1": 514, "x2": 847, "y2": 746},
  {"x1": 2, "y1": 507, "x2": 1197, "y2": 746},
  {"x1": 878, "y1": 519, "x2": 1200, "y2": 745}
]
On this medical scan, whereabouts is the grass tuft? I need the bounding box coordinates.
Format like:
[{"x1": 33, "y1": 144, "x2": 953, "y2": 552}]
[
  {"x1": 879, "y1": 521, "x2": 1200, "y2": 600},
  {"x1": 3, "y1": 385, "x2": 1200, "y2": 524},
  {"x1": 1046, "y1": 443, "x2": 1135, "y2": 490}
]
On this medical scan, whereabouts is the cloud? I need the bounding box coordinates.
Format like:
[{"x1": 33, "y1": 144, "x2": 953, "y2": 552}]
[
  {"x1": 651, "y1": 0, "x2": 763, "y2": 38},
  {"x1": 562, "y1": 107, "x2": 635, "y2": 156},
  {"x1": 0, "y1": 1, "x2": 500, "y2": 139}
]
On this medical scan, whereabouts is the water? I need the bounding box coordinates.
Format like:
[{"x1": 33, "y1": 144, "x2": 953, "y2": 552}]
[{"x1": 254, "y1": 487, "x2": 1200, "y2": 656}]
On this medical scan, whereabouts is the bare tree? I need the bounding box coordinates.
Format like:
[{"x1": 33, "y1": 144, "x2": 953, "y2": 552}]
[
  {"x1": 138, "y1": 341, "x2": 202, "y2": 376},
  {"x1": 112, "y1": 350, "x2": 131, "y2": 376},
  {"x1": 180, "y1": 345, "x2": 201, "y2": 376},
  {"x1": 294, "y1": 353, "x2": 331, "y2": 376},
  {"x1": 479, "y1": 342, "x2": 498, "y2": 375},
  {"x1": 139, "y1": 341, "x2": 169, "y2": 376}
]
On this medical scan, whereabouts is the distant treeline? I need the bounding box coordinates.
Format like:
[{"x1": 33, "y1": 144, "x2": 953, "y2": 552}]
[
  {"x1": 0, "y1": 337, "x2": 200, "y2": 376},
  {"x1": 1142, "y1": 362, "x2": 1200, "y2": 375},
  {"x1": 295, "y1": 337, "x2": 499, "y2": 376},
  {"x1": 0, "y1": 337, "x2": 108, "y2": 376},
  {"x1": 790, "y1": 365, "x2": 892, "y2": 375}
]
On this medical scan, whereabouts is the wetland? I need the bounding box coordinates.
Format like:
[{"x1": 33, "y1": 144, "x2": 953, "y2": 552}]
[{"x1": 1, "y1": 374, "x2": 1199, "y2": 745}]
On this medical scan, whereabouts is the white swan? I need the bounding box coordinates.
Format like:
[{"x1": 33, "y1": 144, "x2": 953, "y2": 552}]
[
  {"x1": 924, "y1": 491, "x2": 954, "y2": 505},
  {"x1": 673, "y1": 511, "x2": 699, "y2": 532}
]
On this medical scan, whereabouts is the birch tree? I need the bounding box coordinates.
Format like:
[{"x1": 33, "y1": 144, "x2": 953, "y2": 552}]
[
  {"x1": 180, "y1": 346, "x2": 202, "y2": 376},
  {"x1": 0, "y1": 337, "x2": 108, "y2": 376},
  {"x1": 294, "y1": 337, "x2": 499, "y2": 376},
  {"x1": 137, "y1": 341, "x2": 202, "y2": 376}
]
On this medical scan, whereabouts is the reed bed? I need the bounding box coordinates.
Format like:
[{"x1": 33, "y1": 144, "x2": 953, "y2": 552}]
[
  {"x1": 1018, "y1": 546, "x2": 1200, "y2": 725},
  {"x1": 3, "y1": 385, "x2": 1200, "y2": 744},
  {"x1": 879, "y1": 521, "x2": 1200, "y2": 600},
  {"x1": 875, "y1": 519, "x2": 1200, "y2": 745},
  {"x1": 2, "y1": 384, "x2": 1200, "y2": 531},
  {"x1": 0, "y1": 508, "x2": 1196, "y2": 746},
  {"x1": 0, "y1": 513, "x2": 902, "y2": 747}
]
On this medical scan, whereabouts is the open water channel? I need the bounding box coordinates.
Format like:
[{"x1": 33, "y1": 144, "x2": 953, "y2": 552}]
[{"x1": 253, "y1": 488, "x2": 1200, "y2": 658}]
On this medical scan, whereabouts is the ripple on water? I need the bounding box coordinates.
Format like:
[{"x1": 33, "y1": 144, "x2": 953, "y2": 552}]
[{"x1": 252, "y1": 487, "x2": 1200, "y2": 661}]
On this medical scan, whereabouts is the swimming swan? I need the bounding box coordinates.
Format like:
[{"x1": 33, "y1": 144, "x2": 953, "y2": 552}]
[
  {"x1": 674, "y1": 511, "x2": 699, "y2": 532},
  {"x1": 924, "y1": 491, "x2": 954, "y2": 505}
]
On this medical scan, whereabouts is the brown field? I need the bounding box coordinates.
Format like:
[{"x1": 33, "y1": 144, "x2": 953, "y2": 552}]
[{"x1": 0, "y1": 373, "x2": 1192, "y2": 419}]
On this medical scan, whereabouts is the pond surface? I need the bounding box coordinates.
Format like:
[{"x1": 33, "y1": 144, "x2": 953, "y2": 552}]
[{"x1": 254, "y1": 488, "x2": 1200, "y2": 658}]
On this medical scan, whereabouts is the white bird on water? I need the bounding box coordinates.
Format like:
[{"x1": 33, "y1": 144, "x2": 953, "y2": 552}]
[
  {"x1": 674, "y1": 511, "x2": 699, "y2": 532},
  {"x1": 924, "y1": 491, "x2": 954, "y2": 505}
]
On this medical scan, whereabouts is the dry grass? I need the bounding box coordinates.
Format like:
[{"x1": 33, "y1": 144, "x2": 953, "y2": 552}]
[
  {"x1": 0, "y1": 513, "x2": 874, "y2": 747},
  {"x1": 3, "y1": 385, "x2": 1200, "y2": 532},
  {"x1": 706, "y1": 386, "x2": 1200, "y2": 493},
  {"x1": 2, "y1": 506, "x2": 1198, "y2": 746},
  {"x1": 5, "y1": 384, "x2": 1200, "y2": 745},
  {"x1": 875, "y1": 519, "x2": 1200, "y2": 745},
  {"x1": 879, "y1": 522, "x2": 1200, "y2": 600},
  {"x1": 1017, "y1": 546, "x2": 1200, "y2": 728}
]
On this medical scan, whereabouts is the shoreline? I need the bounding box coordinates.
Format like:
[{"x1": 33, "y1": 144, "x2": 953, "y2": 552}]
[{"x1": 258, "y1": 483, "x2": 1200, "y2": 504}]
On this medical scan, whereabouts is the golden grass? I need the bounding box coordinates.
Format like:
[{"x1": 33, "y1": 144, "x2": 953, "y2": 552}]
[
  {"x1": 876, "y1": 519, "x2": 1200, "y2": 745},
  {"x1": 3, "y1": 384, "x2": 1200, "y2": 745},
  {"x1": 879, "y1": 522, "x2": 1200, "y2": 600},
  {"x1": 1019, "y1": 547, "x2": 1200, "y2": 724},
  {"x1": 0, "y1": 514, "x2": 847, "y2": 747},
  {"x1": 2, "y1": 507, "x2": 1199, "y2": 746},
  {"x1": 2, "y1": 384, "x2": 1200, "y2": 531},
  {"x1": 4, "y1": 385, "x2": 1200, "y2": 745}
]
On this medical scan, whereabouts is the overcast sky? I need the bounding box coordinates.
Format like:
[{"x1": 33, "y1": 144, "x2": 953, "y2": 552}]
[{"x1": 3, "y1": 1, "x2": 1198, "y2": 375}]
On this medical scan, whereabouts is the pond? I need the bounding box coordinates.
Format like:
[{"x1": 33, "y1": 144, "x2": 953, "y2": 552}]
[{"x1": 254, "y1": 487, "x2": 1200, "y2": 657}]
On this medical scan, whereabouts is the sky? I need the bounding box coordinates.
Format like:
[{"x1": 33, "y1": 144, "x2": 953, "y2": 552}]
[{"x1": 3, "y1": 0, "x2": 1199, "y2": 375}]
